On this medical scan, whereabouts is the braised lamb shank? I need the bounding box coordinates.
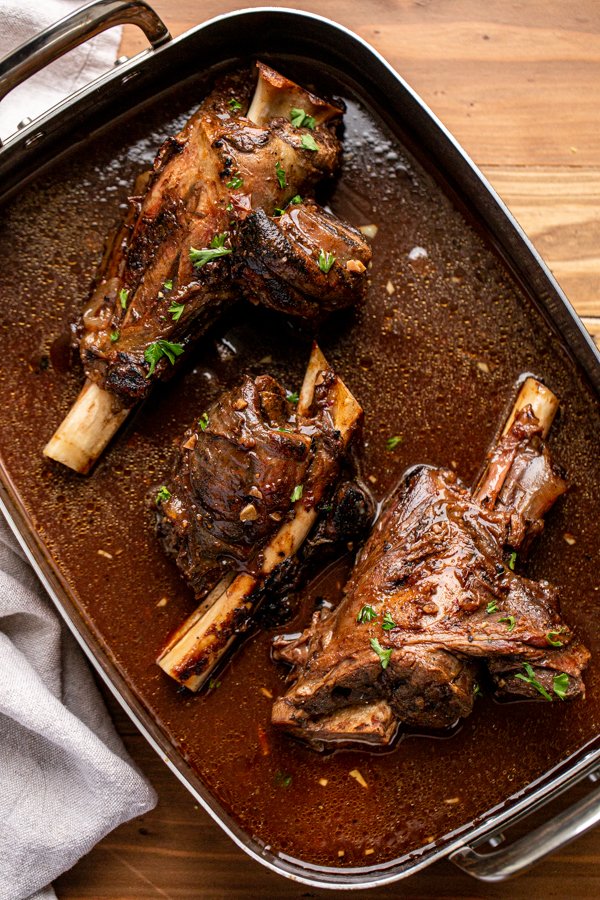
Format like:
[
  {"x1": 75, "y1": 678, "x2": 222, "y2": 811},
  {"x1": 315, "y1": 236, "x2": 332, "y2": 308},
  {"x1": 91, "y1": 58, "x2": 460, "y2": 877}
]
[
  {"x1": 44, "y1": 63, "x2": 370, "y2": 473},
  {"x1": 156, "y1": 345, "x2": 373, "y2": 690},
  {"x1": 272, "y1": 378, "x2": 590, "y2": 747}
]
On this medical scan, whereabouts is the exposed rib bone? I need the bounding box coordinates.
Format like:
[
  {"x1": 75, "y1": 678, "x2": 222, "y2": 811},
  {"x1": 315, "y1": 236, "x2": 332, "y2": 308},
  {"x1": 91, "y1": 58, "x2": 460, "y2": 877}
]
[
  {"x1": 501, "y1": 377, "x2": 560, "y2": 440},
  {"x1": 247, "y1": 62, "x2": 342, "y2": 127},
  {"x1": 272, "y1": 700, "x2": 398, "y2": 748},
  {"x1": 473, "y1": 377, "x2": 561, "y2": 513},
  {"x1": 157, "y1": 344, "x2": 362, "y2": 691},
  {"x1": 42, "y1": 380, "x2": 129, "y2": 474}
]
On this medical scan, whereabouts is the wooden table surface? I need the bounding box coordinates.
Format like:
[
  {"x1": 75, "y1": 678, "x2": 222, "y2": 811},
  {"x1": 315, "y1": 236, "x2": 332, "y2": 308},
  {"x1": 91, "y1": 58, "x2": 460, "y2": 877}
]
[{"x1": 56, "y1": 2, "x2": 600, "y2": 897}]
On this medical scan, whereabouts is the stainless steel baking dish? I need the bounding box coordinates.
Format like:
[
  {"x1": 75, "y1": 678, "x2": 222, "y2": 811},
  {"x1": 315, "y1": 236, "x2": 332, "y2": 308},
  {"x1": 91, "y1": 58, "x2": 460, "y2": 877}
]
[{"x1": 0, "y1": 0, "x2": 599, "y2": 888}]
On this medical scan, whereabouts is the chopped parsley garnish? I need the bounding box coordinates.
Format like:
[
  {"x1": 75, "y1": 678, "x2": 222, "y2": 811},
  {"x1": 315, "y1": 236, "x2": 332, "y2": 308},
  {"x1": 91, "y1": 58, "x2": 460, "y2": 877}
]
[
  {"x1": 110, "y1": 330, "x2": 119, "y2": 343},
  {"x1": 168, "y1": 301, "x2": 185, "y2": 322},
  {"x1": 357, "y1": 604, "x2": 377, "y2": 624},
  {"x1": 144, "y1": 339, "x2": 184, "y2": 377},
  {"x1": 274, "y1": 771, "x2": 292, "y2": 788},
  {"x1": 290, "y1": 484, "x2": 303, "y2": 502},
  {"x1": 275, "y1": 160, "x2": 287, "y2": 189},
  {"x1": 156, "y1": 486, "x2": 171, "y2": 504},
  {"x1": 382, "y1": 611, "x2": 397, "y2": 631},
  {"x1": 210, "y1": 233, "x2": 227, "y2": 249},
  {"x1": 546, "y1": 631, "x2": 564, "y2": 647},
  {"x1": 473, "y1": 682, "x2": 482, "y2": 697},
  {"x1": 228, "y1": 97, "x2": 242, "y2": 111},
  {"x1": 226, "y1": 175, "x2": 243, "y2": 189},
  {"x1": 208, "y1": 677, "x2": 221, "y2": 691},
  {"x1": 508, "y1": 551, "x2": 517, "y2": 571},
  {"x1": 119, "y1": 288, "x2": 129, "y2": 309},
  {"x1": 226, "y1": 201, "x2": 233, "y2": 212},
  {"x1": 163, "y1": 279, "x2": 173, "y2": 291},
  {"x1": 291, "y1": 194, "x2": 302, "y2": 204},
  {"x1": 514, "y1": 662, "x2": 552, "y2": 701},
  {"x1": 552, "y1": 673, "x2": 570, "y2": 700},
  {"x1": 189, "y1": 243, "x2": 232, "y2": 268},
  {"x1": 286, "y1": 391, "x2": 299, "y2": 404},
  {"x1": 290, "y1": 107, "x2": 316, "y2": 129},
  {"x1": 318, "y1": 249, "x2": 335, "y2": 273},
  {"x1": 486, "y1": 600, "x2": 498, "y2": 614},
  {"x1": 386, "y1": 435, "x2": 403, "y2": 451},
  {"x1": 276, "y1": 427, "x2": 291, "y2": 433},
  {"x1": 274, "y1": 207, "x2": 285, "y2": 217},
  {"x1": 370, "y1": 637, "x2": 392, "y2": 670},
  {"x1": 301, "y1": 134, "x2": 319, "y2": 152},
  {"x1": 320, "y1": 503, "x2": 333, "y2": 513},
  {"x1": 198, "y1": 412, "x2": 209, "y2": 431},
  {"x1": 499, "y1": 615, "x2": 516, "y2": 632}
]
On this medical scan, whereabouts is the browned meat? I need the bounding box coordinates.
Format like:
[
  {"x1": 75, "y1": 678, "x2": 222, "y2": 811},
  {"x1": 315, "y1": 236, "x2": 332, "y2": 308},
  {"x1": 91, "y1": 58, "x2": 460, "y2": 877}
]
[
  {"x1": 158, "y1": 371, "x2": 348, "y2": 598},
  {"x1": 272, "y1": 395, "x2": 589, "y2": 748},
  {"x1": 236, "y1": 200, "x2": 371, "y2": 319},
  {"x1": 155, "y1": 345, "x2": 373, "y2": 691},
  {"x1": 78, "y1": 64, "x2": 365, "y2": 406}
]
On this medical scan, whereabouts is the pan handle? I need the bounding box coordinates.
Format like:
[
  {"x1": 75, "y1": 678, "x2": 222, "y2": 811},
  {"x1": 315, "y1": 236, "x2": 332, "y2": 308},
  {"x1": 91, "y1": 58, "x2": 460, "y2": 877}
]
[
  {"x1": 450, "y1": 779, "x2": 600, "y2": 882},
  {"x1": 0, "y1": 0, "x2": 171, "y2": 105}
]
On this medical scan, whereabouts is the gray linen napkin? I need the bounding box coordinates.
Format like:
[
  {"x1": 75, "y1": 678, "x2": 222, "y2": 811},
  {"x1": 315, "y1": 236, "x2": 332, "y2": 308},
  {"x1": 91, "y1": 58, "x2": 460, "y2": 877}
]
[
  {"x1": 0, "y1": 517, "x2": 157, "y2": 900},
  {"x1": 0, "y1": 3, "x2": 157, "y2": 898}
]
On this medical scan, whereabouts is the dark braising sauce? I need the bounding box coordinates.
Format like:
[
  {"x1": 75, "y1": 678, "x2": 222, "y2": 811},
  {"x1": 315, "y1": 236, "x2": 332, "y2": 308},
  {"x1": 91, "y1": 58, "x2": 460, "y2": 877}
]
[{"x1": 0, "y1": 60, "x2": 598, "y2": 869}]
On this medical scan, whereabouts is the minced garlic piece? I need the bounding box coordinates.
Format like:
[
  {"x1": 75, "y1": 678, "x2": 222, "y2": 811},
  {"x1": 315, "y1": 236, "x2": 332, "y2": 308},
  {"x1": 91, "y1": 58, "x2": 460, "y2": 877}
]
[
  {"x1": 239, "y1": 503, "x2": 258, "y2": 522},
  {"x1": 358, "y1": 224, "x2": 378, "y2": 239},
  {"x1": 349, "y1": 769, "x2": 368, "y2": 789}
]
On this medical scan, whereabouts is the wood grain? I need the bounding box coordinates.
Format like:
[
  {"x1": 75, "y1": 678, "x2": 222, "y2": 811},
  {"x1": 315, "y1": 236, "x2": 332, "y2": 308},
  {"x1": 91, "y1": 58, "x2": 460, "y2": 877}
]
[{"x1": 56, "y1": 1, "x2": 600, "y2": 897}]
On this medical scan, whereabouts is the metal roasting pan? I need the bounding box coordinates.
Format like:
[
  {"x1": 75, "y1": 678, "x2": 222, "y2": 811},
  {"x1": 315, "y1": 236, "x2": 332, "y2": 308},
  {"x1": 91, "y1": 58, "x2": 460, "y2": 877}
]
[{"x1": 0, "y1": 0, "x2": 599, "y2": 888}]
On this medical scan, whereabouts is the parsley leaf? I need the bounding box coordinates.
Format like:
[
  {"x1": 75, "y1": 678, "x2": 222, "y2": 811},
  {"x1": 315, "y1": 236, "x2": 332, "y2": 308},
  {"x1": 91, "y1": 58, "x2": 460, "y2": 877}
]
[
  {"x1": 301, "y1": 134, "x2": 319, "y2": 152},
  {"x1": 228, "y1": 97, "x2": 242, "y2": 111},
  {"x1": 286, "y1": 391, "x2": 299, "y2": 404},
  {"x1": 357, "y1": 605, "x2": 377, "y2": 624},
  {"x1": 386, "y1": 435, "x2": 403, "y2": 451},
  {"x1": 499, "y1": 615, "x2": 516, "y2": 632},
  {"x1": 274, "y1": 771, "x2": 292, "y2": 788},
  {"x1": 156, "y1": 486, "x2": 171, "y2": 504},
  {"x1": 110, "y1": 330, "x2": 119, "y2": 343},
  {"x1": 168, "y1": 301, "x2": 185, "y2": 322},
  {"x1": 291, "y1": 194, "x2": 302, "y2": 205},
  {"x1": 514, "y1": 662, "x2": 552, "y2": 701},
  {"x1": 290, "y1": 484, "x2": 303, "y2": 502},
  {"x1": 226, "y1": 175, "x2": 243, "y2": 189},
  {"x1": 189, "y1": 244, "x2": 232, "y2": 268},
  {"x1": 210, "y1": 233, "x2": 227, "y2": 249},
  {"x1": 163, "y1": 279, "x2": 173, "y2": 291},
  {"x1": 198, "y1": 412, "x2": 209, "y2": 431},
  {"x1": 119, "y1": 288, "x2": 129, "y2": 309},
  {"x1": 486, "y1": 600, "x2": 498, "y2": 614},
  {"x1": 553, "y1": 673, "x2": 570, "y2": 700},
  {"x1": 318, "y1": 249, "x2": 335, "y2": 273},
  {"x1": 546, "y1": 631, "x2": 564, "y2": 647},
  {"x1": 508, "y1": 551, "x2": 517, "y2": 570},
  {"x1": 144, "y1": 339, "x2": 184, "y2": 377},
  {"x1": 370, "y1": 637, "x2": 392, "y2": 669},
  {"x1": 382, "y1": 611, "x2": 397, "y2": 631},
  {"x1": 290, "y1": 107, "x2": 316, "y2": 129},
  {"x1": 275, "y1": 160, "x2": 287, "y2": 189}
]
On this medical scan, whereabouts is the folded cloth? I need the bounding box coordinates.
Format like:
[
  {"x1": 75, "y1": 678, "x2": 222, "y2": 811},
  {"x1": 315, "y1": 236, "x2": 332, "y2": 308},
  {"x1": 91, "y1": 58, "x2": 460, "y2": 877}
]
[
  {"x1": 0, "y1": 517, "x2": 157, "y2": 900},
  {"x1": 0, "y1": 0, "x2": 123, "y2": 140}
]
